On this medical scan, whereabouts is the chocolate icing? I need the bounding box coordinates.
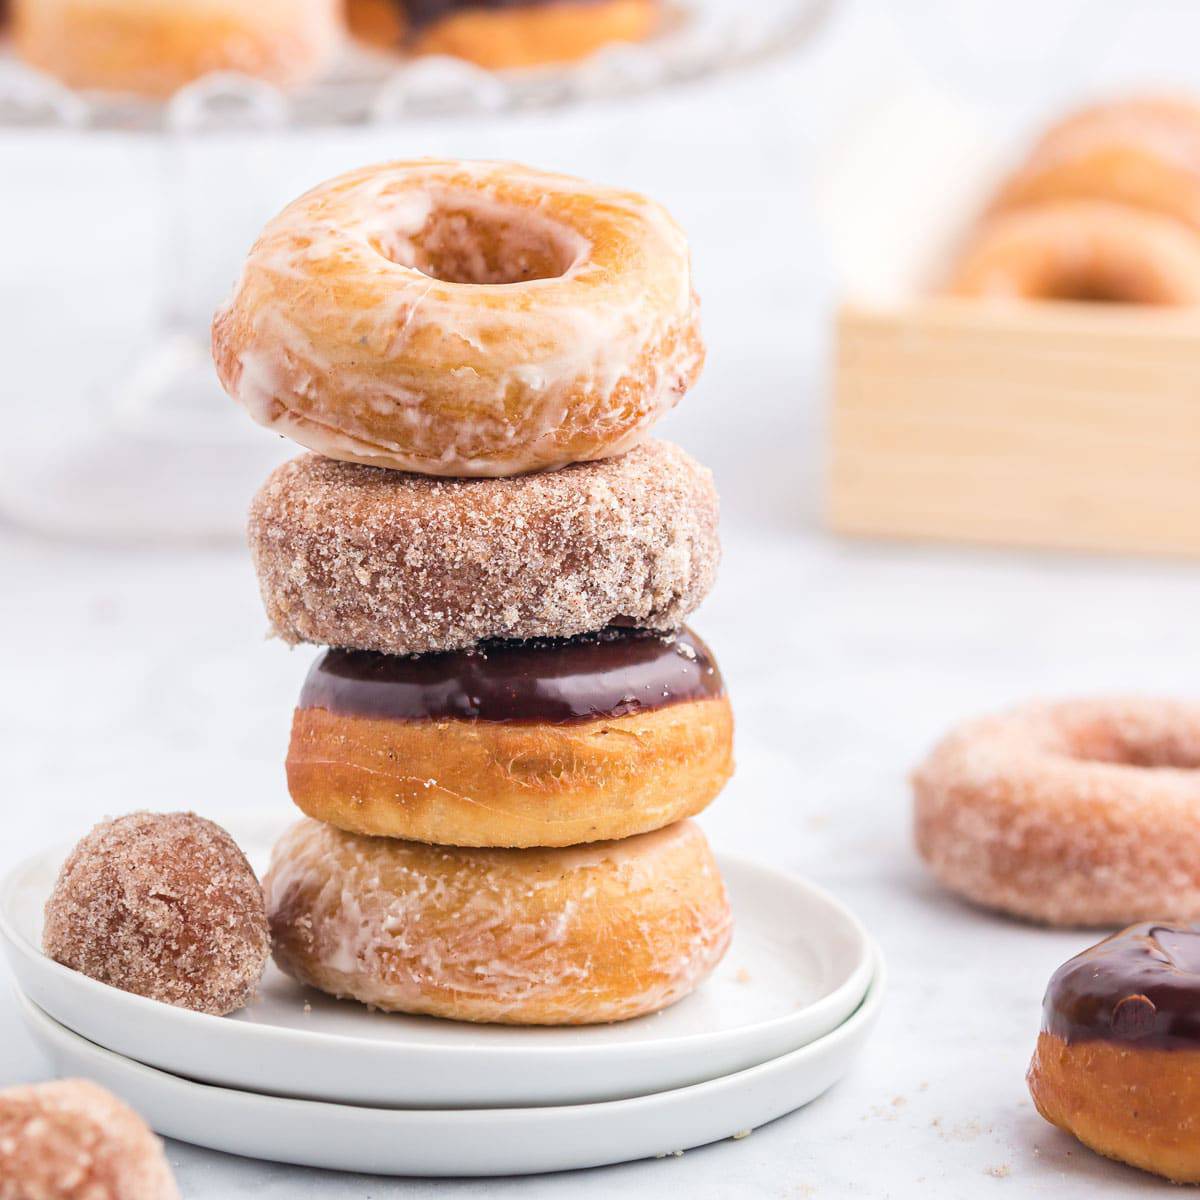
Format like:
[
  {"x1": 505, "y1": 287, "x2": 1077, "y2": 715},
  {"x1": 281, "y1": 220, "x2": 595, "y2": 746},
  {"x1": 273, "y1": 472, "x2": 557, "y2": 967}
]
[
  {"x1": 298, "y1": 626, "x2": 724, "y2": 725},
  {"x1": 1043, "y1": 923, "x2": 1200, "y2": 1050},
  {"x1": 401, "y1": 0, "x2": 588, "y2": 32}
]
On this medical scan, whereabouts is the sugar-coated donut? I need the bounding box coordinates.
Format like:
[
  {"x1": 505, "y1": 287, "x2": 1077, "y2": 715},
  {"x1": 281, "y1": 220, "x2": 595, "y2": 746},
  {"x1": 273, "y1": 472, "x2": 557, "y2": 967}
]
[
  {"x1": 913, "y1": 698, "x2": 1200, "y2": 926},
  {"x1": 287, "y1": 626, "x2": 734, "y2": 847},
  {"x1": 12, "y1": 0, "x2": 342, "y2": 98},
  {"x1": 994, "y1": 95, "x2": 1200, "y2": 232},
  {"x1": 213, "y1": 159, "x2": 703, "y2": 477},
  {"x1": 1029, "y1": 923, "x2": 1200, "y2": 1182},
  {"x1": 263, "y1": 817, "x2": 732, "y2": 1024},
  {"x1": 348, "y1": 0, "x2": 659, "y2": 69},
  {"x1": 947, "y1": 200, "x2": 1200, "y2": 305},
  {"x1": 43, "y1": 812, "x2": 270, "y2": 1015},
  {"x1": 248, "y1": 443, "x2": 719, "y2": 656},
  {"x1": 0, "y1": 1078, "x2": 179, "y2": 1200}
]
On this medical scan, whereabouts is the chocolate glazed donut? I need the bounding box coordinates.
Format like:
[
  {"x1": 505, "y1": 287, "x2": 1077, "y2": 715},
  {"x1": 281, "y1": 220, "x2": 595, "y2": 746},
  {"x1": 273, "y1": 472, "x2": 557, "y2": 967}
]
[
  {"x1": 287, "y1": 626, "x2": 735, "y2": 847},
  {"x1": 347, "y1": 0, "x2": 659, "y2": 68},
  {"x1": 1030, "y1": 924, "x2": 1200, "y2": 1182}
]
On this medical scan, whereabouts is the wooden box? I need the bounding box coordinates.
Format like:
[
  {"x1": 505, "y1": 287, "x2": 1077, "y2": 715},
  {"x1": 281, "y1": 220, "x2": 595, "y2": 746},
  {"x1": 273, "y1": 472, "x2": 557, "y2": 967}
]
[{"x1": 828, "y1": 299, "x2": 1200, "y2": 557}]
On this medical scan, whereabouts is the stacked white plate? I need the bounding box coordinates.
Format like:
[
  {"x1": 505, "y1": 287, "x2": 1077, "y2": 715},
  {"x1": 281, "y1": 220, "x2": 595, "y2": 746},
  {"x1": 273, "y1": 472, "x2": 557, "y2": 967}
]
[{"x1": 0, "y1": 815, "x2": 883, "y2": 1177}]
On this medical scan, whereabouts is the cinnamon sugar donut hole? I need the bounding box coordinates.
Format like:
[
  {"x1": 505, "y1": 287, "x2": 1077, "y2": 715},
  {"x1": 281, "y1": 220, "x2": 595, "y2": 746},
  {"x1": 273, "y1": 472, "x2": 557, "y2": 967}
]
[
  {"x1": 13, "y1": 0, "x2": 342, "y2": 98},
  {"x1": 43, "y1": 812, "x2": 270, "y2": 1015},
  {"x1": 264, "y1": 817, "x2": 732, "y2": 1024},
  {"x1": 248, "y1": 442, "x2": 719, "y2": 656},
  {"x1": 213, "y1": 159, "x2": 703, "y2": 478},
  {"x1": 0, "y1": 1079, "x2": 179, "y2": 1200},
  {"x1": 947, "y1": 201, "x2": 1200, "y2": 305},
  {"x1": 913, "y1": 698, "x2": 1200, "y2": 927},
  {"x1": 994, "y1": 95, "x2": 1200, "y2": 232}
]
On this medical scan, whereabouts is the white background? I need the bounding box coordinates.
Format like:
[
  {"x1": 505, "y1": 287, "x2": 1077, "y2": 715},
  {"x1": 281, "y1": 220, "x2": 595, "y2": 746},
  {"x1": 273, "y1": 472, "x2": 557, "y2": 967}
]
[{"x1": 3, "y1": 1, "x2": 1200, "y2": 1194}]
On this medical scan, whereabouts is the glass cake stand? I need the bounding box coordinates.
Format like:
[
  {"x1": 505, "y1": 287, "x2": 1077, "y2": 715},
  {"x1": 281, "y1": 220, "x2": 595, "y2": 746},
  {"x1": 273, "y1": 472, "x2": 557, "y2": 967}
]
[{"x1": 0, "y1": 0, "x2": 833, "y2": 541}]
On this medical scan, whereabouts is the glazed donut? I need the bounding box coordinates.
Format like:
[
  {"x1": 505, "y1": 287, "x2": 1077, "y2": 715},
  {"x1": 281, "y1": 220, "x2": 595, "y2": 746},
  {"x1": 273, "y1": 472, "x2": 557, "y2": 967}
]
[
  {"x1": 913, "y1": 698, "x2": 1200, "y2": 926},
  {"x1": 263, "y1": 817, "x2": 732, "y2": 1024},
  {"x1": 213, "y1": 158, "x2": 703, "y2": 477},
  {"x1": 12, "y1": 0, "x2": 342, "y2": 98},
  {"x1": 348, "y1": 0, "x2": 659, "y2": 69},
  {"x1": 994, "y1": 95, "x2": 1200, "y2": 232},
  {"x1": 946, "y1": 200, "x2": 1200, "y2": 305},
  {"x1": 248, "y1": 443, "x2": 719, "y2": 656},
  {"x1": 287, "y1": 626, "x2": 733, "y2": 847},
  {"x1": 43, "y1": 812, "x2": 270, "y2": 1016},
  {"x1": 1029, "y1": 923, "x2": 1200, "y2": 1182},
  {"x1": 0, "y1": 1078, "x2": 179, "y2": 1200}
]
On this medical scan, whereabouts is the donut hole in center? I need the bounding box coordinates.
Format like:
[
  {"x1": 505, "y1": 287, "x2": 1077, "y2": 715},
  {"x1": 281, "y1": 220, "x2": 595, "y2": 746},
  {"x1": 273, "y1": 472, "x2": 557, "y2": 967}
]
[
  {"x1": 372, "y1": 192, "x2": 583, "y2": 285},
  {"x1": 1065, "y1": 718, "x2": 1200, "y2": 769}
]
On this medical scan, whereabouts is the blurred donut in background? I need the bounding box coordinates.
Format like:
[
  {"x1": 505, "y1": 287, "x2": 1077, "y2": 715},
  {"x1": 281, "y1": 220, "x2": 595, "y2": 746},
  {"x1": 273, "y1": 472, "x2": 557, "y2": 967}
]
[
  {"x1": 947, "y1": 200, "x2": 1200, "y2": 305},
  {"x1": 348, "y1": 0, "x2": 660, "y2": 68},
  {"x1": 994, "y1": 95, "x2": 1200, "y2": 232},
  {"x1": 12, "y1": 0, "x2": 343, "y2": 97}
]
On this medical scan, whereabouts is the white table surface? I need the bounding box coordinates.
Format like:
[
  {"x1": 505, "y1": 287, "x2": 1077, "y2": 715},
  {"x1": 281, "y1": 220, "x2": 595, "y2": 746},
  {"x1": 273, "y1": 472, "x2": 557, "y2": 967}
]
[{"x1": 3, "y1": 3, "x2": 1200, "y2": 1194}]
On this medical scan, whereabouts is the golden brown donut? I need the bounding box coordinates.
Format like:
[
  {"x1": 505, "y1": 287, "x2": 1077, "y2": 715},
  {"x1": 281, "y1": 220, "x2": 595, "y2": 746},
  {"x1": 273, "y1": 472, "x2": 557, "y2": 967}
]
[
  {"x1": 913, "y1": 698, "x2": 1200, "y2": 927},
  {"x1": 946, "y1": 200, "x2": 1200, "y2": 305},
  {"x1": 994, "y1": 95, "x2": 1200, "y2": 232},
  {"x1": 0, "y1": 1079, "x2": 179, "y2": 1200},
  {"x1": 248, "y1": 443, "x2": 719, "y2": 656},
  {"x1": 13, "y1": 0, "x2": 342, "y2": 98},
  {"x1": 263, "y1": 817, "x2": 733, "y2": 1024},
  {"x1": 403, "y1": 0, "x2": 657, "y2": 69},
  {"x1": 1029, "y1": 923, "x2": 1200, "y2": 1182},
  {"x1": 287, "y1": 626, "x2": 734, "y2": 846},
  {"x1": 213, "y1": 158, "x2": 703, "y2": 477}
]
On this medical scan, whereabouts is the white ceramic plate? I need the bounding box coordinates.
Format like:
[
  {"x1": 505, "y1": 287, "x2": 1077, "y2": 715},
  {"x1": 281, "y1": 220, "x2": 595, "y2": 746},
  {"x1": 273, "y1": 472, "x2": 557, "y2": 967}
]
[
  {"x1": 16, "y1": 954, "x2": 883, "y2": 1177},
  {"x1": 0, "y1": 0, "x2": 832, "y2": 131},
  {"x1": 0, "y1": 814, "x2": 873, "y2": 1108}
]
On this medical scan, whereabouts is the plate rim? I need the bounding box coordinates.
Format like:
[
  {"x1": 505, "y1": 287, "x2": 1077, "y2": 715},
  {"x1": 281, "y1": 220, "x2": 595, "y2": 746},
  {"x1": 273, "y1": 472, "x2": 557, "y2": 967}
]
[
  {"x1": 14, "y1": 946, "x2": 886, "y2": 1120},
  {"x1": 0, "y1": 831, "x2": 874, "y2": 1066}
]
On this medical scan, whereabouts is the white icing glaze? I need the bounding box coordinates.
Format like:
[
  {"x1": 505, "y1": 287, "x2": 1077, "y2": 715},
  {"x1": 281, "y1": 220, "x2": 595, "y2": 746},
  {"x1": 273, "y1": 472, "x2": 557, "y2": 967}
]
[
  {"x1": 213, "y1": 159, "x2": 704, "y2": 477},
  {"x1": 262, "y1": 818, "x2": 731, "y2": 1023}
]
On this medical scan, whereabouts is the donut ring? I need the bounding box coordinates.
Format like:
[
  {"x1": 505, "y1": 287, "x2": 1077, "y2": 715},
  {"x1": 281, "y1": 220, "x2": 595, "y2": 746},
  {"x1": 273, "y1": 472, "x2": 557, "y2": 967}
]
[
  {"x1": 947, "y1": 200, "x2": 1200, "y2": 305},
  {"x1": 1029, "y1": 923, "x2": 1200, "y2": 1182},
  {"x1": 913, "y1": 698, "x2": 1200, "y2": 926},
  {"x1": 13, "y1": 0, "x2": 342, "y2": 97},
  {"x1": 213, "y1": 159, "x2": 704, "y2": 477},
  {"x1": 248, "y1": 443, "x2": 719, "y2": 656},
  {"x1": 994, "y1": 95, "x2": 1200, "y2": 231},
  {"x1": 263, "y1": 817, "x2": 733, "y2": 1024},
  {"x1": 287, "y1": 627, "x2": 734, "y2": 847},
  {"x1": 0, "y1": 1079, "x2": 179, "y2": 1199}
]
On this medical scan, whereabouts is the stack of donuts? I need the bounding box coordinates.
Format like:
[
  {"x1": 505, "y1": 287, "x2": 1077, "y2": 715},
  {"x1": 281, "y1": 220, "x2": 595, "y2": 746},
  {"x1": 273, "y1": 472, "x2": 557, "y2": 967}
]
[
  {"x1": 213, "y1": 158, "x2": 735, "y2": 1025},
  {"x1": 948, "y1": 95, "x2": 1200, "y2": 306}
]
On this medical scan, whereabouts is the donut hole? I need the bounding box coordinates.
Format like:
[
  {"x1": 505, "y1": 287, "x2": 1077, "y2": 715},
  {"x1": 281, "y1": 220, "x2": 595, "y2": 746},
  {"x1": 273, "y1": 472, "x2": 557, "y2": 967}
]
[
  {"x1": 1065, "y1": 716, "x2": 1200, "y2": 769},
  {"x1": 1038, "y1": 268, "x2": 1153, "y2": 304},
  {"x1": 372, "y1": 193, "x2": 582, "y2": 285}
]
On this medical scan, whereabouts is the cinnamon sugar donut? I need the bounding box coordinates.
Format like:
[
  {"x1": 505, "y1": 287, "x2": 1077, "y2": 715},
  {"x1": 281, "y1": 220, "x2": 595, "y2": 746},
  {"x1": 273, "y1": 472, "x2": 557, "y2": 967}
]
[
  {"x1": 947, "y1": 200, "x2": 1200, "y2": 305},
  {"x1": 213, "y1": 158, "x2": 703, "y2": 477},
  {"x1": 13, "y1": 0, "x2": 342, "y2": 98},
  {"x1": 263, "y1": 817, "x2": 732, "y2": 1024},
  {"x1": 348, "y1": 0, "x2": 659, "y2": 69},
  {"x1": 0, "y1": 1079, "x2": 179, "y2": 1200},
  {"x1": 43, "y1": 812, "x2": 270, "y2": 1015},
  {"x1": 994, "y1": 95, "x2": 1200, "y2": 232},
  {"x1": 913, "y1": 698, "x2": 1200, "y2": 926},
  {"x1": 248, "y1": 443, "x2": 719, "y2": 656},
  {"x1": 1029, "y1": 923, "x2": 1200, "y2": 1182},
  {"x1": 287, "y1": 626, "x2": 734, "y2": 847}
]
